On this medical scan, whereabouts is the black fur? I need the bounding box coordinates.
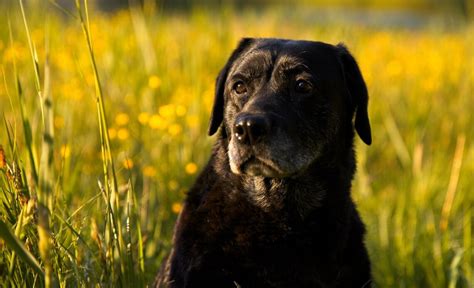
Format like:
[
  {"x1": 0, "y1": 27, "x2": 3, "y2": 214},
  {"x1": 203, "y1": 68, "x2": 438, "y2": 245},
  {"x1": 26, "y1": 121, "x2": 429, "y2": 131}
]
[{"x1": 155, "y1": 38, "x2": 372, "y2": 288}]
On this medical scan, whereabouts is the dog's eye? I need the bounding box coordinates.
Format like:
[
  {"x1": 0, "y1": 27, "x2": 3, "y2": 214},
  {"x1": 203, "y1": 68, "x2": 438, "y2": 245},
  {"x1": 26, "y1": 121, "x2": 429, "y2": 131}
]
[
  {"x1": 295, "y1": 80, "x2": 312, "y2": 93},
  {"x1": 233, "y1": 82, "x2": 247, "y2": 95}
]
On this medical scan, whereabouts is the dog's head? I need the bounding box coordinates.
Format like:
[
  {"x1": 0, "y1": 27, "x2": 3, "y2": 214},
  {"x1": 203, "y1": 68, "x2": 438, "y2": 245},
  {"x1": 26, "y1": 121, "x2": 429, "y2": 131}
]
[{"x1": 209, "y1": 38, "x2": 371, "y2": 178}]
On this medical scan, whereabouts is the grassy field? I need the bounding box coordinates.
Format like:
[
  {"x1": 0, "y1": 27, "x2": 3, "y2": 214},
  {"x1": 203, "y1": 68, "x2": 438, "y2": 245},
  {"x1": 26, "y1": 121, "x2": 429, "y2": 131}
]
[{"x1": 0, "y1": 1, "x2": 472, "y2": 287}]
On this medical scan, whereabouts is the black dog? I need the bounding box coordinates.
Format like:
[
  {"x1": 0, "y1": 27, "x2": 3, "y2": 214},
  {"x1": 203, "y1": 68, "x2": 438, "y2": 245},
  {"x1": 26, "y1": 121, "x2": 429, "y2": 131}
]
[{"x1": 155, "y1": 38, "x2": 372, "y2": 287}]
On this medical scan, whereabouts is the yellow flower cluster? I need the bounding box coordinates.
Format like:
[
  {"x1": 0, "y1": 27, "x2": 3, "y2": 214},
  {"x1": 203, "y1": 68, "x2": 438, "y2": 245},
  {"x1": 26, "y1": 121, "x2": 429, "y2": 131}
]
[
  {"x1": 357, "y1": 31, "x2": 466, "y2": 95},
  {"x1": 138, "y1": 103, "x2": 192, "y2": 137}
]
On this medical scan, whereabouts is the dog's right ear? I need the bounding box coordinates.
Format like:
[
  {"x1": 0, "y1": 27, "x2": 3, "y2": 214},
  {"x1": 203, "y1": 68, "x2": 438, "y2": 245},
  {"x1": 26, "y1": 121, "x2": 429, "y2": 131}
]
[
  {"x1": 208, "y1": 38, "x2": 255, "y2": 136},
  {"x1": 336, "y1": 43, "x2": 372, "y2": 145}
]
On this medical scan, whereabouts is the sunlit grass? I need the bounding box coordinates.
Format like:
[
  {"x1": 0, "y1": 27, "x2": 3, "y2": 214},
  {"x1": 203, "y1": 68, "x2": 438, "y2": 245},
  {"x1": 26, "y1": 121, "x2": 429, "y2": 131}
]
[{"x1": 0, "y1": 1, "x2": 472, "y2": 286}]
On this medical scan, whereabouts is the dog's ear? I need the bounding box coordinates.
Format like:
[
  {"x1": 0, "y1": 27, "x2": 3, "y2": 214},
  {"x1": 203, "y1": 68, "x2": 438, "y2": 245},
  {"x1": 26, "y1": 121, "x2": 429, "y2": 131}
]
[
  {"x1": 208, "y1": 38, "x2": 255, "y2": 136},
  {"x1": 336, "y1": 43, "x2": 372, "y2": 145}
]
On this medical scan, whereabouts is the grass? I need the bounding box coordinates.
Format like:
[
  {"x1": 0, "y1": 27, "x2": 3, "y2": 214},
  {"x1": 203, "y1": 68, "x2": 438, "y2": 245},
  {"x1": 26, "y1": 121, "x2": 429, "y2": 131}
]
[{"x1": 0, "y1": 1, "x2": 472, "y2": 287}]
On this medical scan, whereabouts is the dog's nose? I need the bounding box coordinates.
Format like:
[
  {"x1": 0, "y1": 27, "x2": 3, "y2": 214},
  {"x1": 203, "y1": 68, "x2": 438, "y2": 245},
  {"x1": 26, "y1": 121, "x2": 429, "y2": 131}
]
[{"x1": 234, "y1": 114, "x2": 269, "y2": 145}]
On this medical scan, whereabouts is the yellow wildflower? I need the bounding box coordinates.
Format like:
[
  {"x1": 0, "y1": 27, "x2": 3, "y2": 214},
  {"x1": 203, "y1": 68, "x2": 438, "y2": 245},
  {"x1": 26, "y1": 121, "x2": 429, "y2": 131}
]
[
  {"x1": 60, "y1": 145, "x2": 71, "y2": 159},
  {"x1": 168, "y1": 124, "x2": 182, "y2": 136},
  {"x1": 108, "y1": 128, "x2": 117, "y2": 139},
  {"x1": 176, "y1": 105, "x2": 187, "y2": 117},
  {"x1": 185, "y1": 162, "x2": 198, "y2": 175},
  {"x1": 148, "y1": 75, "x2": 161, "y2": 89},
  {"x1": 115, "y1": 113, "x2": 130, "y2": 126},
  {"x1": 138, "y1": 112, "x2": 150, "y2": 125},
  {"x1": 149, "y1": 114, "x2": 167, "y2": 130},
  {"x1": 3, "y1": 42, "x2": 26, "y2": 63},
  {"x1": 0, "y1": 146, "x2": 6, "y2": 169},
  {"x1": 159, "y1": 104, "x2": 175, "y2": 118},
  {"x1": 172, "y1": 202, "x2": 183, "y2": 214},
  {"x1": 123, "y1": 159, "x2": 134, "y2": 169},
  {"x1": 142, "y1": 165, "x2": 157, "y2": 177},
  {"x1": 117, "y1": 128, "x2": 130, "y2": 140}
]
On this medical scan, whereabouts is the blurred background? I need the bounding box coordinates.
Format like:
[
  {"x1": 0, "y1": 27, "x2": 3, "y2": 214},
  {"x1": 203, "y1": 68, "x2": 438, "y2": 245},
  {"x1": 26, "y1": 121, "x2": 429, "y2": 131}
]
[
  {"x1": 62, "y1": 0, "x2": 474, "y2": 17},
  {"x1": 0, "y1": 0, "x2": 472, "y2": 287}
]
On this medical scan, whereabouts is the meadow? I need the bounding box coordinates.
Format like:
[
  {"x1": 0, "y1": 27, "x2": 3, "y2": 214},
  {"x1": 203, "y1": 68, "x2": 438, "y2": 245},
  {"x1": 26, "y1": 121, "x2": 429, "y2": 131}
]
[{"x1": 0, "y1": 1, "x2": 472, "y2": 287}]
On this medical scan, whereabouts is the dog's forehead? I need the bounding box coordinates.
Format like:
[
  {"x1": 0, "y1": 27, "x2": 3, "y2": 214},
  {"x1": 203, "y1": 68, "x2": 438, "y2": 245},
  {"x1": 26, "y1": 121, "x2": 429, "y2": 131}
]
[{"x1": 230, "y1": 39, "x2": 338, "y2": 76}]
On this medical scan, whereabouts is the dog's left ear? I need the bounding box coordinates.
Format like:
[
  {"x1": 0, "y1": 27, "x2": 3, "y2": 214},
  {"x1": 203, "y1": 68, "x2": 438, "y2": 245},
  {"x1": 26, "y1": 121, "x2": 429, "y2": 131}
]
[
  {"x1": 208, "y1": 38, "x2": 255, "y2": 136},
  {"x1": 336, "y1": 43, "x2": 372, "y2": 145}
]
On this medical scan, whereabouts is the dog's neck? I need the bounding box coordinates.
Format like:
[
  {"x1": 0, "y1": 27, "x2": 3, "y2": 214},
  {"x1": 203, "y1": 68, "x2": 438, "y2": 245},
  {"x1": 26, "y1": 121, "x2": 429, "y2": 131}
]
[{"x1": 242, "y1": 176, "x2": 326, "y2": 218}]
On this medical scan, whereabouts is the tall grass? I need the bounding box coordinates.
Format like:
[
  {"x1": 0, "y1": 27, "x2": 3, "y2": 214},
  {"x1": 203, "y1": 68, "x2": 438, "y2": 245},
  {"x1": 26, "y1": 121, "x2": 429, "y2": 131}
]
[{"x1": 0, "y1": 1, "x2": 472, "y2": 287}]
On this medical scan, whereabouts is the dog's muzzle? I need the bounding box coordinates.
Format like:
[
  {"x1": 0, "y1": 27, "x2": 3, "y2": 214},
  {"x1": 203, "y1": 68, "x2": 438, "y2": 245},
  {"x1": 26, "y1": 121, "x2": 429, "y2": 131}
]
[{"x1": 230, "y1": 113, "x2": 284, "y2": 177}]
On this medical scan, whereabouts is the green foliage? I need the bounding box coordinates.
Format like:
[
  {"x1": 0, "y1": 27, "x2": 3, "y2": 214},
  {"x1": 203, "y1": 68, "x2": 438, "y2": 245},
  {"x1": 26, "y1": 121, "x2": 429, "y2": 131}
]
[{"x1": 0, "y1": 1, "x2": 472, "y2": 286}]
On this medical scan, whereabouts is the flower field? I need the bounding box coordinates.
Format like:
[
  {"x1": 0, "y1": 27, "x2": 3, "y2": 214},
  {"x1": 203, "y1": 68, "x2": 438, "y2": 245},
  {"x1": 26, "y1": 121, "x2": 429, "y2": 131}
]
[{"x1": 0, "y1": 1, "x2": 472, "y2": 286}]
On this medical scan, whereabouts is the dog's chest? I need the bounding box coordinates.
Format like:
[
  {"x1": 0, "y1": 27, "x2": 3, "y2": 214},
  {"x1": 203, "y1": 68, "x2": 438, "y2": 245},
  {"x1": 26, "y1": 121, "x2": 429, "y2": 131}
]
[
  {"x1": 202, "y1": 195, "x2": 322, "y2": 257},
  {"x1": 224, "y1": 209, "x2": 292, "y2": 250},
  {"x1": 181, "y1": 178, "x2": 347, "y2": 286}
]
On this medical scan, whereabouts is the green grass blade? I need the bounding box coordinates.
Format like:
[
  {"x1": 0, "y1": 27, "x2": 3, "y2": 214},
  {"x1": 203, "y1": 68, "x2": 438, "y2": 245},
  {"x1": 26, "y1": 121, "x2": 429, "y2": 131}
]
[
  {"x1": 0, "y1": 220, "x2": 44, "y2": 278},
  {"x1": 16, "y1": 2, "x2": 56, "y2": 286},
  {"x1": 128, "y1": 0, "x2": 157, "y2": 74},
  {"x1": 39, "y1": 23, "x2": 54, "y2": 212},
  {"x1": 132, "y1": 178, "x2": 145, "y2": 278},
  {"x1": 440, "y1": 134, "x2": 465, "y2": 232},
  {"x1": 463, "y1": 203, "x2": 472, "y2": 286},
  {"x1": 2, "y1": 67, "x2": 19, "y2": 159},
  {"x1": 75, "y1": 0, "x2": 125, "y2": 283},
  {"x1": 66, "y1": 192, "x2": 101, "y2": 221},
  {"x1": 18, "y1": 0, "x2": 44, "y2": 126},
  {"x1": 448, "y1": 249, "x2": 463, "y2": 288},
  {"x1": 48, "y1": 0, "x2": 78, "y2": 19},
  {"x1": 8, "y1": 17, "x2": 39, "y2": 186}
]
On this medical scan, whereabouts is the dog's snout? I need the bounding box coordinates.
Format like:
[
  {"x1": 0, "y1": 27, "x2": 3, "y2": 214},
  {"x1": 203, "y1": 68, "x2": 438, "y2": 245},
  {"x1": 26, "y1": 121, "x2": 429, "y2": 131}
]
[{"x1": 234, "y1": 114, "x2": 270, "y2": 145}]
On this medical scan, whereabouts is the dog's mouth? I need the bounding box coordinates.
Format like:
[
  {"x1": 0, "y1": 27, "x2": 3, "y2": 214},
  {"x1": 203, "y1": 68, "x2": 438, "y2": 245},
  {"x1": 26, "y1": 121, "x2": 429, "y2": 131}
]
[
  {"x1": 239, "y1": 155, "x2": 285, "y2": 178},
  {"x1": 228, "y1": 138, "x2": 312, "y2": 178}
]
